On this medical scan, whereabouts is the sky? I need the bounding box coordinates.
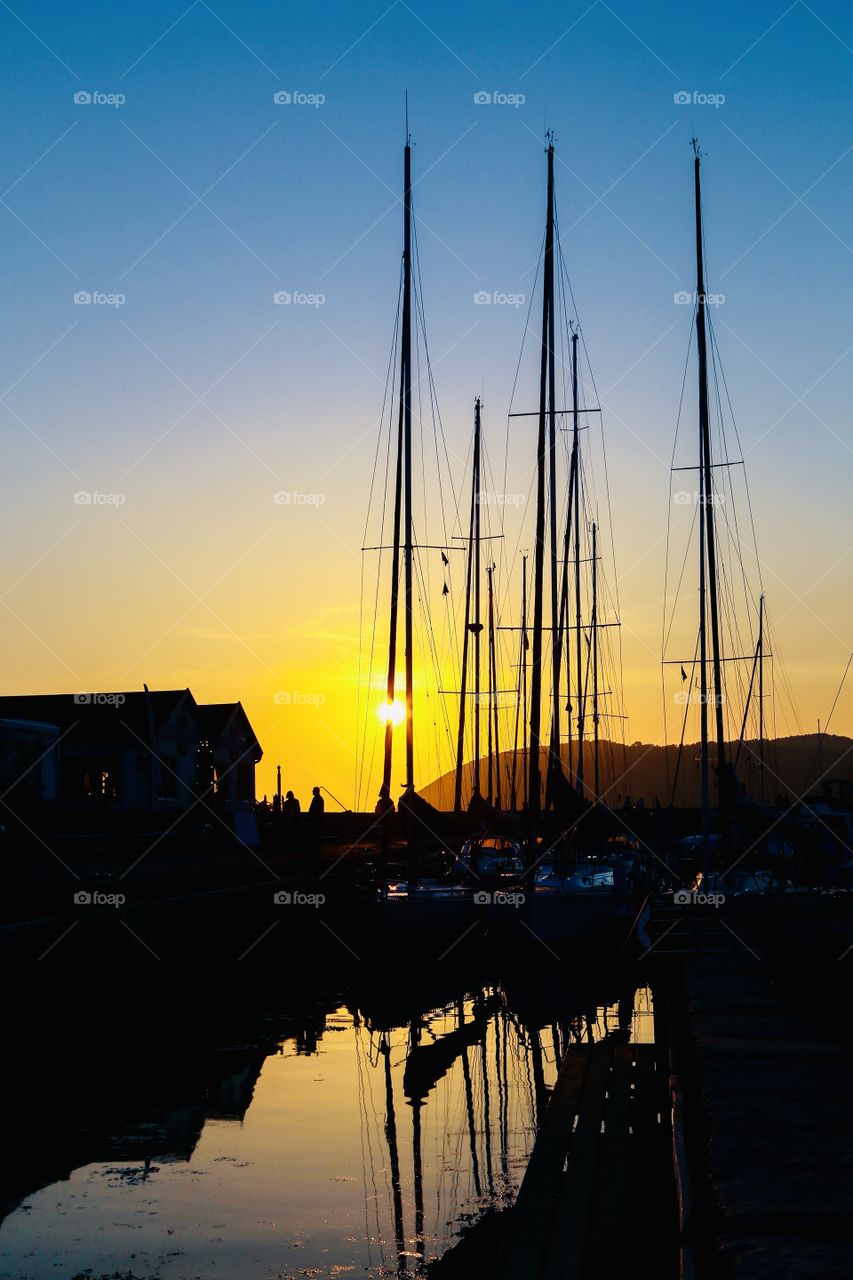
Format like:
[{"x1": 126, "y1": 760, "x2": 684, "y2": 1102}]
[{"x1": 1, "y1": 0, "x2": 852, "y2": 808}]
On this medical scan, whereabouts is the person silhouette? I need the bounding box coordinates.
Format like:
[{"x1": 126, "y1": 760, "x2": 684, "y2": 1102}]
[
  {"x1": 308, "y1": 786, "x2": 324, "y2": 849},
  {"x1": 282, "y1": 789, "x2": 301, "y2": 841},
  {"x1": 375, "y1": 784, "x2": 395, "y2": 816}
]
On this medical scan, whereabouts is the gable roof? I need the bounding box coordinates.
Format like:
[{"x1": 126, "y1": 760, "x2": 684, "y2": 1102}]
[
  {"x1": 0, "y1": 690, "x2": 195, "y2": 747},
  {"x1": 0, "y1": 691, "x2": 263, "y2": 761},
  {"x1": 197, "y1": 701, "x2": 262, "y2": 762}
]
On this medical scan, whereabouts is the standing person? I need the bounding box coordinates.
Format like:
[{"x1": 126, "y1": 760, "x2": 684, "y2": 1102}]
[
  {"x1": 282, "y1": 789, "x2": 301, "y2": 843},
  {"x1": 308, "y1": 786, "x2": 324, "y2": 849},
  {"x1": 375, "y1": 784, "x2": 395, "y2": 817}
]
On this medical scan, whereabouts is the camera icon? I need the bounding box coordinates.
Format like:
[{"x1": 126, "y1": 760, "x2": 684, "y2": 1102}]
[
  {"x1": 273, "y1": 90, "x2": 292, "y2": 105},
  {"x1": 273, "y1": 291, "x2": 292, "y2": 304},
  {"x1": 473, "y1": 91, "x2": 492, "y2": 105},
  {"x1": 473, "y1": 890, "x2": 491, "y2": 905},
  {"x1": 74, "y1": 692, "x2": 93, "y2": 704},
  {"x1": 74, "y1": 890, "x2": 92, "y2": 905},
  {"x1": 273, "y1": 691, "x2": 292, "y2": 704},
  {"x1": 674, "y1": 290, "x2": 692, "y2": 305},
  {"x1": 273, "y1": 890, "x2": 292, "y2": 904},
  {"x1": 73, "y1": 291, "x2": 92, "y2": 305},
  {"x1": 74, "y1": 91, "x2": 92, "y2": 105},
  {"x1": 673, "y1": 91, "x2": 691, "y2": 105},
  {"x1": 473, "y1": 291, "x2": 491, "y2": 305},
  {"x1": 673, "y1": 889, "x2": 691, "y2": 905}
]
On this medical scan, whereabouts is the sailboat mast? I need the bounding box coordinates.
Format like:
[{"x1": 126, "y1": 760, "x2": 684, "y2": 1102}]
[
  {"x1": 402, "y1": 136, "x2": 414, "y2": 792},
  {"x1": 511, "y1": 562, "x2": 521, "y2": 811},
  {"x1": 693, "y1": 142, "x2": 727, "y2": 792},
  {"x1": 528, "y1": 138, "x2": 555, "y2": 819},
  {"x1": 382, "y1": 142, "x2": 409, "y2": 795},
  {"x1": 758, "y1": 592, "x2": 765, "y2": 804},
  {"x1": 487, "y1": 564, "x2": 494, "y2": 805},
  {"x1": 488, "y1": 563, "x2": 501, "y2": 808},
  {"x1": 547, "y1": 175, "x2": 560, "y2": 800},
  {"x1": 572, "y1": 331, "x2": 585, "y2": 797},
  {"x1": 522, "y1": 555, "x2": 529, "y2": 810},
  {"x1": 473, "y1": 403, "x2": 482, "y2": 802},
  {"x1": 592, "y1": 521, "x2": 599, "y2": 801},
  {"x1": 699, "y1": 425, "x2": 709, "y2": 841},
  {"x1": 454, "y1": 398, "x2": 481, "y2": 811}
]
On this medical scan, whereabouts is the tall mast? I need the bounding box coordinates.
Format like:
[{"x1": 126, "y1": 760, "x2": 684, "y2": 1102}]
[
  {"x1": 693, "y1": 141, "x2": 727, "y2": 800},
  {"x1": 559, "y1": 431, "x2": 575, "y2": 786},
  {"x1": 522, "y1": 555, "x2": 529, "y2": 810},
  {"x1": 511, "y1": 553, "x2": 529, "y2": 812},
  {"x1": 473, "y1": 405, "x2": 483, "y2": 803},
  {"x1": 699, "y1": 423, "x2": 709, "y2": 846},
  {"x1": 487, "y1": 564, "x2": 494, "y2": 805},
  {"x1": 528, "y1": 137, "x2": 555, "y2": 819},
  {"x1": 488, "y1": 563, "x2": 501, "y2": 809},
  {"x1": 379, "y1": 145, "x2": 407, "y2": 793},
  {"x1": 402, "y1": 134, "x2": 414, "y2": 792},
  {"x1": 382, "y1": 130, "x2": 414, "y2": 796},
  {"x1": 547, "y1": 158, "x2": 560, "y2": 802},
  {"x1": 454, "y1": 398, "x2": 482, "y2": 811},
  {"x1": 572, "y1": 330, "x2": 585, "y2": 797},
  {"x1": 591, "y1": 521, "x2": 599, "y2": 802},
  {"x1": 758, "y1": 593, "x2": 765, "y2": 804}
]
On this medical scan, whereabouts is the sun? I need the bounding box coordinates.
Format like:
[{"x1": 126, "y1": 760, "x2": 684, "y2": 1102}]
[{"x1": 378, "y1": 699, "x2": 405, "y2": 726}]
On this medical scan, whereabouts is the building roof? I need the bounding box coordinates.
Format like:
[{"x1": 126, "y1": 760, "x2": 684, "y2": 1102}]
[
  {"x1": 197, "y1": 701, "x2": 263, "y2": 761},
  {"x1": 0, "y1": 691, "x2": 263, "y2": 761},
  {"x1": 0, "y1": 690, "x2": 194, "y2": 747}
]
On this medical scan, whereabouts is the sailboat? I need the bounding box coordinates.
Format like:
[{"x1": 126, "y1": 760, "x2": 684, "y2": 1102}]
[
  {"x1": 661, "y1": 141, "x2": 804, "y2": 899},
  {"x1": 364, "y1": 128, "x2": 492, "y2": 948},
  {"x1": 510, "y1": 136, "x2": 638, "y2": 944}
]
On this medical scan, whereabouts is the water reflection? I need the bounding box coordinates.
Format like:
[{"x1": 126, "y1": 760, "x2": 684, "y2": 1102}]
[{"x1": 0, "y1": 974, "x2": 653, "y2": 1280}]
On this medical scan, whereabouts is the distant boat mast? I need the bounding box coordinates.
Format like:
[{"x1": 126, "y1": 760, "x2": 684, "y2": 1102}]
[
  {"x1": 383, "y1": 127, "x2": 415, "y2": 796},
  {"x1": 692, "y1": 139, "x2": 727, "y2": 843}
]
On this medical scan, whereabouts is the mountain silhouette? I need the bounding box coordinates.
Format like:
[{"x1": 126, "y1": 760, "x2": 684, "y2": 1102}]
[{"x1": 419, "y1": 734, "x2": 853, "y2": 810}]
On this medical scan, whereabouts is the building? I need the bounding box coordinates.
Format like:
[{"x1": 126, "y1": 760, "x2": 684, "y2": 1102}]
[
  {"x1": 197, "y1": 702, "x2": 262, "y2": 805},
  {"x1": 0, "y1": 689, "x2": 262, "y2": 811},
  {"x1": 0, "y1": 719, "x2": 60, "y2": 804}
]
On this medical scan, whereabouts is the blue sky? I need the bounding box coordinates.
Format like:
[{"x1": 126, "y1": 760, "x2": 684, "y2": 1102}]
[{"x1": 1, "y1": 1, "x2": 852, "y2": 800}]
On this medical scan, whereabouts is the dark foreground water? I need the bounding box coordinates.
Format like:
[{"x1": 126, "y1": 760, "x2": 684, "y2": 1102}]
[{"x1": 0, "y1": 971, "x2": 654, "y2": 1280}]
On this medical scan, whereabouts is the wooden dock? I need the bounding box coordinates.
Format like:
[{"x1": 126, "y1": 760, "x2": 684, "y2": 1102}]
[{"x1": 496, "y1": 1036, "x2": 674, "y2": 1280}]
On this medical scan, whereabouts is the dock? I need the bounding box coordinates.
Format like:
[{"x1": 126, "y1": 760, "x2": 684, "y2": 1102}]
[{"x1": 496, "y1": 1033, "x2": 674, "y2": 1279}]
